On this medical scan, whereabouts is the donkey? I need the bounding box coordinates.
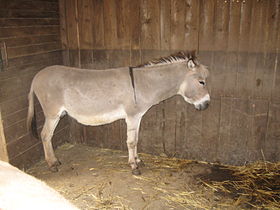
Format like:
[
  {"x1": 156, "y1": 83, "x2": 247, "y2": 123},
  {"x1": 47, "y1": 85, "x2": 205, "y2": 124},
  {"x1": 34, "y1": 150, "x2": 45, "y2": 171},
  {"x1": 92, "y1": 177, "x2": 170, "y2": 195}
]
[{"x1": 27, "y1": 51, "x2": 210, "y2": 175}]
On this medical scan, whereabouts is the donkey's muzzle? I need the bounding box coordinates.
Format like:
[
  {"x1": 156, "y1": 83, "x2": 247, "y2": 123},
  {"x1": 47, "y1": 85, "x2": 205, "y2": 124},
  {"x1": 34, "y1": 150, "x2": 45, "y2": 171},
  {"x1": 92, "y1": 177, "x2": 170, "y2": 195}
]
[{"x1": 195, "y1": 100, "x2": 210, "y2": 111}]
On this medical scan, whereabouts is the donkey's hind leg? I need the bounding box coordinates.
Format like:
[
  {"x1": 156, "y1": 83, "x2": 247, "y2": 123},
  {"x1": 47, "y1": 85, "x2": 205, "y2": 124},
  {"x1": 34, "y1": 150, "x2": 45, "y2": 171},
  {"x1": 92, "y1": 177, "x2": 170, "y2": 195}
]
[{"x1": 41, "y1": 117, "x2": 60, "y2": 172}]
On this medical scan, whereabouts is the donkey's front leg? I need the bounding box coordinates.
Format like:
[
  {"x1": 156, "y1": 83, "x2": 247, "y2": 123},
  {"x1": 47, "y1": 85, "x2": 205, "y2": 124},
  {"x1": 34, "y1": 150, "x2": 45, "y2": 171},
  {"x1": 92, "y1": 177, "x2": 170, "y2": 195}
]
[{"x1": 126, "y1": 117, "x2": 142, "y2": 175}]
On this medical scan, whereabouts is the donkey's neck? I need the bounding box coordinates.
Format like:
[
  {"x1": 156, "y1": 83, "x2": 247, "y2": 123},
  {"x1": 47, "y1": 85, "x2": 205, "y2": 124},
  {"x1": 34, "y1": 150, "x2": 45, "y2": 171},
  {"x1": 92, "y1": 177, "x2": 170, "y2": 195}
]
[{"x1": 134, "y1": 63, "x2": 186, "y2": 105}]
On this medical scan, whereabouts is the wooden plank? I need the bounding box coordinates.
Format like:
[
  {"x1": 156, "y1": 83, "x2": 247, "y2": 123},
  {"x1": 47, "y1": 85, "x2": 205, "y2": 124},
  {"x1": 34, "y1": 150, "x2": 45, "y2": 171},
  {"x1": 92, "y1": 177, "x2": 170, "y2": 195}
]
[
  {"x1": 0, "y1": 109, "x2": 8, "y2": 161},
  {"x1": 185, "y1": 102, "x2": 203, "y2": 161},
  {"x1": 2, "y1": 104, "x2": 42, "y2": 129},
  {"x1": 130, "y1": 0, "x2": 141, "y2": 50},
  {"x1": 59, "y1": 0, "x2": 69, "y2": 65},
  {"x1": 92, "y1": 0, "x2": 104, "y2": 49},
  {"x1": 217, "y1": 97, "x2": 232, "y2": 163},
  {"x1": 174, "y1": 97, "x2": 188, "y2": 157},
  {"x1": 228, "y1": 98, "x2": 253, "y2": 165},
  {"x1": 170, "y1": 0, "x2": 185, "y2": 50},
  {"x1": 248, "y1": 99, "x2": 269, "y2": 161},
  {"x1": 0, "y1": 26, "x2": 60, "y2": 38},
  {"x1": 0, "y1": 10, "x2": 59, "y2": 18},
  {"x1": 139, "y1": 104, "x2": 163, "y2": 156},
  {"x1": 184, "y1": 0, "x2": 200, "y2": 51},
  {"x1": 115, "y1": 0, "x2": 131, "y2": 49},
  {"x1": 78, "y1": 0, "x2": 93, "y2": 50},
  {"x1": 198, "y1": 0, "x2": 215, "y2": 51},
  {"x1": 59, "y1": 0, "x2": 67, "y2": 49},
  {"x1": 65, "y1": 0, "x2": 79, "y2": 50},
  {"x1": 140, "y1": 0, "x2": 160, "y2": 49},
  {"x1": 7, "y1": 42, "x2": 61, "y2": 58},
  {"x1": 224, "y1": 1, "x2": 241, "y2": 97},
  {"x1": 103, "y1": 0, "x2": 118, "y2": 49},
  {"x1": 236, "y1": 0, "x2": 253, "y2": 98},
  {"x1": 252, "y1": 0, "x2": 269, "y2": 100},
  {"x1": 213, "y1": 0, "x2": 229, "y2": 52},
  {"x1": 201, "y1": 98, "x2": 221, "y2": 162},
  {"x1": 255, "y1": 1, "x2": 278, "y2": 100},
  {"x1": 0, "y1": 0, "x2": 58, "y2": 11},
  {"x1": 0, "y1": 18, "x2": 59, "y2": 27},
  {"x1": 3, "y1": 50, "x2": 61, "y2": 69},
  {"x1": 160, "y1": 0, "x2": 171, "y2": 50},
  {"x1": 1, "y1": 35, "x2": 59, "y2": 47},
  {"x1": 265, "y1": 103, "x2": 280, "y2": 161}
]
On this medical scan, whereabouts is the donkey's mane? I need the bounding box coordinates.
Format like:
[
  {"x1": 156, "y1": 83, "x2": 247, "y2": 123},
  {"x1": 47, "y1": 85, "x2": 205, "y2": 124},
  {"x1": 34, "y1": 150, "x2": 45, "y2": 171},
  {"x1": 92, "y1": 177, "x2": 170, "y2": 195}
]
[{"x1": 136, "y1": 51, "x2": 197, "y2": 68}]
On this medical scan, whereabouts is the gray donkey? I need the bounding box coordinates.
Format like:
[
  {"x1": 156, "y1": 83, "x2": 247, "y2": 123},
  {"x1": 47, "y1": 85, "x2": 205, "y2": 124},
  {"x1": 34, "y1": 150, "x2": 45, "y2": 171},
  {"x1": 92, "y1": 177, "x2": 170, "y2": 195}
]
[{"x1": 27, "y1": 52, "x2": 210, "y2": 175}]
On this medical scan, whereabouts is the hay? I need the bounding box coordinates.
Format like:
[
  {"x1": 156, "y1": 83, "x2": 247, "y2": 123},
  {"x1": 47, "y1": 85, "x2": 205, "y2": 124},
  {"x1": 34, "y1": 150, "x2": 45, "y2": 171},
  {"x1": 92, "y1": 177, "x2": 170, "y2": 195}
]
[{"x1": 200, "y1": 161, "x2": 280, "y2": 209}]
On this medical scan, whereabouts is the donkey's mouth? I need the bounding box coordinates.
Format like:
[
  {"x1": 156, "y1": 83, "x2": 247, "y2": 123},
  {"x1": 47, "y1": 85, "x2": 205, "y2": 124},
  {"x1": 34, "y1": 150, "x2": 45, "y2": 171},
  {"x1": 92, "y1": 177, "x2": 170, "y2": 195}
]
[{"x1": 195, "y1": 100, "x2": 210, "y2": 111}]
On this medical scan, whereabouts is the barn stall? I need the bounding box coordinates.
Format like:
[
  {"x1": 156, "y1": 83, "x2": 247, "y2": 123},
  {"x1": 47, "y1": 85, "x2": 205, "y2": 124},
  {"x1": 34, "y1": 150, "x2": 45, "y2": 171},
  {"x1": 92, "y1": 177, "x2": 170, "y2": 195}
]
[{"x1": 0, "y1": 0, "x2": 279, "y2": 209}]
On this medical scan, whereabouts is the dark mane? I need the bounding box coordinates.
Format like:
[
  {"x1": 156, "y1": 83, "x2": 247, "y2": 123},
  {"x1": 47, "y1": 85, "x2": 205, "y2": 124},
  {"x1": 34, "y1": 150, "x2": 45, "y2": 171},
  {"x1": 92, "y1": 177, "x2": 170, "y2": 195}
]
[{"x1": 136, "y1": 51, "x2": 197, "y2": 68}]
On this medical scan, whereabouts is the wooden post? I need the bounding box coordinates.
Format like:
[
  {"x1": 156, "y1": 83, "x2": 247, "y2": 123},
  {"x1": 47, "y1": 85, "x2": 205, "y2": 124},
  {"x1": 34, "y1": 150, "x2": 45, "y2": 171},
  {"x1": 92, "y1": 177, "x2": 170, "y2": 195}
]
[{"x1": 0, "y1": 108, "x2": 8, "y2": 162}]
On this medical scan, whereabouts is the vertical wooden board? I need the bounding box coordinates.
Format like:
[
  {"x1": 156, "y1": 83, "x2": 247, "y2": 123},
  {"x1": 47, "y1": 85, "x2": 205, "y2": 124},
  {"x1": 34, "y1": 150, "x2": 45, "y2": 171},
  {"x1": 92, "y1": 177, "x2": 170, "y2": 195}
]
[
  {"x1": 170, "y1": 0, "x2": 185, "y2": 50},
  {"x1": 139, "y1": 104, "x2": 163, "y2": 155},
  {"x1": 160, "y1": 0, "x2": 171, "y2": 50},
  {"x1": 103, "y1": 0, "x2": 118, "y2": 49},
  {"x1": 184, "y1": 0, "x2": 200, "y2": 51},
  {"x1": 265, "y1": 103, "x2": 280, "y2": 161},
  {"x1": 59, "y1": 0, "x2": 68, "y2": 50},
  {"x1": 65, "y1": 0, "x2": 79, "y2": 50},
  {"x1": 91, "y1": 49, "x2": 108, "y2": 69},
  {"x1": 198, "y1": 0, "x2": 215, "y2": 51},
  {"x1": 140, "y1": 0, "x2": 160, "y2": 49},
  {"x1": 106, "y1": 121, "x2": 121, "y2": 150},
  {"x1": 69, "y1": 118, "x2": 84, "y2": 144},
  {"x1": 217, "y1": 97, "x2": 232, "y2": 163},
  {"x1": 174, "y1": 97, "x2": 188, "y2": 158},
  {"x1": 227, "y1": 1, "x2": 241, "y2": 52},
  {"x1": 78, "y1": 0, "x2": 93, "y2": 49},
  {"x1": 224, "y1": 1, "x2": 241, "y2": 97},
  {"x1": 119, "y1": 119, "x2": 127, "y2": 151},
  {"x1": 69, "y1": 49, "x2": 80, "y2": 67},
  {"x1": 161, "y1": 97, "x2": 177, "y2": 156},
  {"x1": 0, "y1": 109, "x2": 8, "y2": 161},
  {"x1": 228, "y1": 98, "x2": 253, "y2": 165},
  {"x1": 253, "y1": 1, "x2": 270, "y2": 100},
  {"x1": 130, "y1": 49, "x2": 141, "y2": 66},
  {"x1": 213, "y1": 0, "x2": 229, "y2": 52},
  {"x1": 236, "y1": 0, "x2": 252, "y2": 98},
  {"x1": 130, "y1": 0, "x2": 141, "y2": 50},
  {"x1": 248, "y1": 99, "x2": 269, "y2": 161},
  {"x1": 210, "y1": 51, "x2": 226, "y2": 98},
  {"x1": 80, "y1": 50, "x2": 93, "y2": 68},
  {"x1": 224, "y1": 52, "x2": 238, "y2": 97},
  {"x1": 185, "y1": 102, "x2": 203, "y2": 160},
  {"x1": 201, "y1": 98, "x2": 221, "y2": 162},
  {"x1": 116, "y1": 0, "x2": 131, "y2": 49},
  {"x1": 272, "y1": 52, "x2": 280, "y2": 103},
  {"x1": 257, "y1": 0, "x2": 279, "y2": 101},
  {"x1": 92, "y1": 0, "x2": 104, "y2": 49},
  {"x1": 106, "y1": 50, "x2": 130, "y2": 68}
]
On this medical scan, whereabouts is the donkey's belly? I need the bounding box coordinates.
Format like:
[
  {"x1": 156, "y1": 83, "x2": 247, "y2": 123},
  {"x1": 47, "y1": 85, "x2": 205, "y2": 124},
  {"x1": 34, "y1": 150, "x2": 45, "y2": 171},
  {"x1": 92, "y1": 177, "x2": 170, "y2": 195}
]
[{"x1": 69, "y1": 108, "x2": 127, "y2": 126}]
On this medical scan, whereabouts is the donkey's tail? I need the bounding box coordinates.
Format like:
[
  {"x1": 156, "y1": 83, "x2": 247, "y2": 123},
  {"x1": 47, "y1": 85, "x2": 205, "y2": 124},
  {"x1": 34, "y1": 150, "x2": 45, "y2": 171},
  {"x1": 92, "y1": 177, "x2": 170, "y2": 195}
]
[{"x1": 27, "y1": 86, "x2": 39, "y2": 139}]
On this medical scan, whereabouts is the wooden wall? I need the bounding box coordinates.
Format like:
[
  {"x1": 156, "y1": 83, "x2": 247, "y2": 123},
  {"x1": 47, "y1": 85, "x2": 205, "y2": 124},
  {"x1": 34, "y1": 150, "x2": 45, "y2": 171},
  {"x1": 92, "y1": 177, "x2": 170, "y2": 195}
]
[
  {"x1": 60, "y1": 0, "x2": 280, "y2": 165},
  {"x1": 0, "y1": 0, "x2": 69, "y2": 168}
]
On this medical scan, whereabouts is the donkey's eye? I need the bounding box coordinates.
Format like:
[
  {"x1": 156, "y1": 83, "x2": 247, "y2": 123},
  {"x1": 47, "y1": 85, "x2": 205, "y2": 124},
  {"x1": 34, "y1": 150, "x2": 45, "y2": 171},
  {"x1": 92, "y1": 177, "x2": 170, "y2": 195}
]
[{"x1": 199, "y1": 81, "x2": 205, "y2": 86}]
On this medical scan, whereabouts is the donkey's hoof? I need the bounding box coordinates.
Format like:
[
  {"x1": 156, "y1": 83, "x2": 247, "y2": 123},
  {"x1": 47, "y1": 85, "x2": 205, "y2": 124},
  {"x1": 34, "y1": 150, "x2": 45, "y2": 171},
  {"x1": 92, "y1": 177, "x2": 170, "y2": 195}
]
[
  {"x1": 137, "y1": 160, "x2": 145, "y2": 168},
  {"x1": 54, "y1": 160, "x2": 62, "y2": 166},
  {"x1": 49, "y1": 165, "x2": 59, "y2": 172},
  {"x1": 132, "y1": 168, "x2": 141, "y2": 175}
]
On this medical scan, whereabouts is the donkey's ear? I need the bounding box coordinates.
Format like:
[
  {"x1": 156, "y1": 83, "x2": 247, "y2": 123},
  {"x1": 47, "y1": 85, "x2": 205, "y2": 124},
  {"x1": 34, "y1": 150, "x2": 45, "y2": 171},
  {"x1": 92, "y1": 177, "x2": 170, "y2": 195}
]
[{"x1": 187, "y1": 59, "x2": 196, "y2": 70}]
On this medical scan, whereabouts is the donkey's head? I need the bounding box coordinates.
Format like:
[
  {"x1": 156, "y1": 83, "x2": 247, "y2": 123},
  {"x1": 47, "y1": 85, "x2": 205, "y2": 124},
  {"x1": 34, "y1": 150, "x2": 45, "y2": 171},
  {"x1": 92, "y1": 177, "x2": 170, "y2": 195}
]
[{"x1": 178, "y1": 55, "x2": 210, "y2": 111}]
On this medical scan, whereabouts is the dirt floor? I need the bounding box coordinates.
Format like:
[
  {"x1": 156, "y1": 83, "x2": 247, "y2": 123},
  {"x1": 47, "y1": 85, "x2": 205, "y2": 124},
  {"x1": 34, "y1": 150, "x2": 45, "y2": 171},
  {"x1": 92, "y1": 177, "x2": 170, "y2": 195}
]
[{"x1": 27, "y1": 143, "x2": 276, "y2": 210}]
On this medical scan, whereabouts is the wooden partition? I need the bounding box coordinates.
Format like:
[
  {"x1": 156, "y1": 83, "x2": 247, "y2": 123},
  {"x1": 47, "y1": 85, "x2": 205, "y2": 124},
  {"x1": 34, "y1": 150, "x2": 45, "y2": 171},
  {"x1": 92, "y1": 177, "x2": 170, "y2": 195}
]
[
  {"x1": 60, "y1": 0, "x2": 280, "y2": 165},
  {"x1": 0, "y1": 0, "x2": 69, "y2": 168}
]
